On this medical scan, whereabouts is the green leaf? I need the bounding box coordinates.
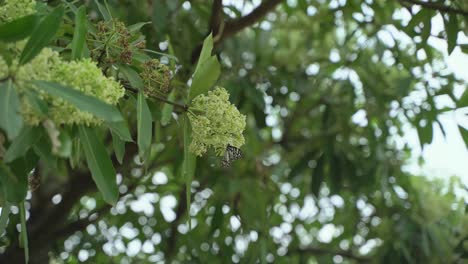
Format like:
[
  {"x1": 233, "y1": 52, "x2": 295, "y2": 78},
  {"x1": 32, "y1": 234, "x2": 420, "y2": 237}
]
[
  {"x1": 19, "y1": 201, "x2": 29, "y2": 264},
  {"x1": 95, "y1": 0, "x2": 112, "y2": 21},
  {"x1": 189, "y1": 56, "x2": 220, "y2": 100},
  {"x1": 460, "y1": 44, "x2": 468, "y2": 54},
  {"x1": 188, "y1": 34, "x2": 220, "y2": 101},
  {"x1": 119, "y1": 64, "x2": 144, "y2": 90},
  {"x1": 128, "y1": 22, "x2": 151, "y2": 33},
  {"x1": 183, "y1": 117, "x2": 196, "y2": 229},
  {"x1": 111, "y1": 131, "x2": 125, "y2": 164},
  {"x1": 444, "y1": 14, "x2": 459, "y2": 55},
  {"x1": 33, "y1": 80, "x2": 123, "y2": 122},
  {"x1": 71, "y1": 6, "x2": 87, "y2": 60},
  {"x1": 417, "y1": 122, "x2": 433, "y2": 149},
  {"x1": 0, "y1": 15, "x2": 38, "y2": 42},
  {"x1": 421, "y1": 15, "x2": 432, "y2": 43},
  {"x1": 0, "y1": 159, "x2": 30, "y2": 203},
  {"x1": 458, "y1": 125, "x2": 468, "y2": 148},
  {"x1": 160, "y1": 90, "x2": 175, "y2": 126},
  {"x1": 32, "y1": 137, "x2": 57, "y2": 168},
  {"x1": 24, "y1": 90, "x2": 48, "y2": 116},
  {"x1": 194, "y1": 33, "x2": 214, "y2": 74},
  {"x1": 5, "y1": 126, "x2": 43, "y2": 163},
  {"x1": 458, "y1": 88, "x2": 468, "y2": 108},
  {"x1": 137, "y1": 92, "x2": 152, "y2": 159},
  {"x1": 0, "y1": 80, "x2": 23, "y2": 140},
  {"x1": 152, "y1": 0, "x2": 168, "y2": 33},
  {"x1": 106, "y1": 121, "x2": 133, "y2": 142},
  {"x1": 19, "y1": 6, "x2": 64, "y2": 65},
  {"x1": 0, "y1": 203, "x2": 10, "y2": 237},
  {"x1": 311, "y1": 154, "x2": 325, "y2": 197},
  {"x1": 78, "y1": 126, "x2": 118, "y2": 205}
]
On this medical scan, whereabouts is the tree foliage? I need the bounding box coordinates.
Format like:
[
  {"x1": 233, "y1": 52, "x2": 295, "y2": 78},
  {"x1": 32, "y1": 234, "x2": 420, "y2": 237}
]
[{"x1": 0, "y1": 0, "x2": 467, "y2": 263}]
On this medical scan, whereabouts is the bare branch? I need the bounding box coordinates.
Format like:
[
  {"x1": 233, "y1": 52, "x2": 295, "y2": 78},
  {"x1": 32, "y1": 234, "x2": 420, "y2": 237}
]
[
  {"x1": 221, "y1": 0, "x2": 284, "y2": 39},
  {"x1": 209, "y1": 0, "x2": 224, "y2": 36}
]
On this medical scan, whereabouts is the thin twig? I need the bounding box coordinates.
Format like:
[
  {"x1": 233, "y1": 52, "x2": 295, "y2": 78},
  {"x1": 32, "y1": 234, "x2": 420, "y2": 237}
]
[{"x1": 122, "y1": 83, "x2": 189, "y2": 111}]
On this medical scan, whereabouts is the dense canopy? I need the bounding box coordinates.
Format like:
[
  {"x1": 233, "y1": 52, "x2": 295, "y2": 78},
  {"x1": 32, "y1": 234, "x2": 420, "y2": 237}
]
[{"x1": 0, "y1": 0, "x2": 467, "y2": 263}]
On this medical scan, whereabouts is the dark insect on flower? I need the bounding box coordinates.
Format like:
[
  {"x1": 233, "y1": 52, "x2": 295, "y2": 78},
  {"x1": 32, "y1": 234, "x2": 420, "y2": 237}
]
[{"x1": 221, "y1": 145, "x2": 242, "y2": 168}]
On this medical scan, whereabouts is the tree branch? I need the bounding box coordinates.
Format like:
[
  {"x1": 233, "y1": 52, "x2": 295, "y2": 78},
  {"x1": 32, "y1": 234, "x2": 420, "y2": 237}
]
[
  {"x1": 221, "y1": 0, "x2": 284, "y2": 40},
  {"x1": 122, "y1": 83, "x2": 189, "y2": 112},
  {"x1": 209, "y1": 0, "x2": 223, "y2": 36},
  {"x1": 400, "y1": 0, "x2": 468, "y2": 16},
  {"x1": 191, "y1": 0, "x2": 284, "y2": 63}
]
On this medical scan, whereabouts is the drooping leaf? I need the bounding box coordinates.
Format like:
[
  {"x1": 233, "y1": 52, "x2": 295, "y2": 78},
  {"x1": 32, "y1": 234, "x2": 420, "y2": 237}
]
[
  {"x1": 444, "y1": 14, "x2": 459, "y2": 55},
  {"x1": 32, "y1": 137, "x2": 57, "y2": 168},
  {"x1": 19, "y1": 201, "x2": 29, "y2": 264},
  {"x1": 0, "y1": 80, "x2": 23, "y2": 140},
  {"x1": 33, "y1": 81, "x2": 123, "y2": 122},
  {"x1": 78, "y1": 126, "x2": 118, "y2": 205},
  {"x1": 183, "y1": 117, "x2": 196, "y2": 229},
  {"x1": 19, "y1": 6, "x2": 64, "y2": 65},
  {"x1": 458, "y1": 125, "x2": 468, "y2": 148},
  {"x1": 416, "y1": 122, "x2": 433, "y2": 149},
  {"x1": 71, "y1": 6, "x2": 88, "y2": 60},
  {"x1": 111, "y1": 131, "x2": 125, "y2": 164},
  {"x1": 128, "y1": 22, "x2": 151, "y2": 33},
  {"x1": 137, "y1": 92, "x2": 153, "y2": 160},
  {"x1": 24, "y1": 90, "x2": 48, "y2": 116},
  {"x1": 0, "y1": 15, "x2": 38, "y2": 42},
  {"x1": 0, "y1": 203, "x2": 10, "y2": 237},
  {"x1": 0, "y1": 159, "x2": 31, "y2": 203},
  {"x1": 194, "y1": 33, "x2": 214, "y2": 74},
  {"x1": 119, "y1": 64, "x2": 144, "y2": 90},
  {"x1": 106, "y1": 121, "x2": 133, "y2": 142},
  {"x1": 94, "y1": 0, "x2": 112, "y2": 21},
  {"x1": 458, "y1": 88, "x2": 468, "y2": 108},
  {"x1": 189, "y1": 56, "x2": 220, "y2": 100},
  {"x1": 4, "y1": 126, "x2": 43, "y2": 163},
  {"x1": 160, "y1": 90, "x2": 175, "y2": 126}
]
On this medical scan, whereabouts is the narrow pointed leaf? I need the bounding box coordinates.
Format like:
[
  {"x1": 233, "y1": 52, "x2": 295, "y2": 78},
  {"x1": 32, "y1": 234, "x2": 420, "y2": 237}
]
[
  {"x1": 106, "y1": 121, "x2": 133, "y2": 142},
  {"x1": 33, "y1": 80, "x2": 123, "y2": 122},
  {"x1": 137, "y1": 92, "x2": 152, "y2": 159},
  {"x1": 444, "y1": 14, "x2": 459, "y2": 55},
  {"x1": 111, "y1": 131, "x2": 125, "y2": 164},
  {"x1": 128, "y1": 22, "x2": 151, "y2": 33},
  {"x1": 160, "y1": 90, "x2": 175, "y2": 126},
  {"x1": 5, "y1": 126, "x2": 43, "y2": 163},
  {"x1": 0, "y1": 160, "x2": 29, "y2": 203},
  {"x1": 0, "y1": 80, "x2": 23, "y2": 140},
  {"x1": 119, "y1": 64, "x2": 144, "y2": 90},
  {"x1": 189, "y1": 56, "x2": 220, "y2": 100},
  {"x1": 0, "y1": 15, "x2": 38, "y2": 42},
  {"x1": 0, "y1": 203, "x2": 10, "y2": 237},
  {"x1": 95, "y1": 0, "x2": 112, "y2": 21},
  {"x1": 194, "y1": 33, "x2": 214, "y2": 74},
  {"x1": 71, "y1": 6, "x2": 87, "y2": 59},
  {"x1": 459, "y1": 125, "x2": 468, "y2": 148},
  {"x1": 78, "y1": 126, "x2": 118, "y2": 205},
  {"x1": 19, "y1": 6, "x2": 64, "y2": 65}
]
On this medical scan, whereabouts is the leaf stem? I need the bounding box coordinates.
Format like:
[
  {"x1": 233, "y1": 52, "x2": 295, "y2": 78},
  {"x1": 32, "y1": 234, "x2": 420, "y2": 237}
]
[{"x1": 122, "y1": 84, "x2": 189, "y2": 111}]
